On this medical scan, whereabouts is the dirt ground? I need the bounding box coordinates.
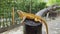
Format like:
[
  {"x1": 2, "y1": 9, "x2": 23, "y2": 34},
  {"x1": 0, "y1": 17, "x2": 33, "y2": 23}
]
[{"x1": 1, "y1": 16, "x2": 60, "y2": 34}]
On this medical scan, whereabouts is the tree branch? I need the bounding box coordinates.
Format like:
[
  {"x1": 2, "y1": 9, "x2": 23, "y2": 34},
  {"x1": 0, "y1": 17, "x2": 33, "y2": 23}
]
[{"x1": 35, "y1": 4, "x2": 60, "y2": 17}]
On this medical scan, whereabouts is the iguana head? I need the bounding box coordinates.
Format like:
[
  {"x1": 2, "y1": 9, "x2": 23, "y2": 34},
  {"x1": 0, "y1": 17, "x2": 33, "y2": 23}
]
[
  {"x1": 17, "y1": 10, "x2": 24, "y2": 19},
  {"x1": 17, "y1": 10, "x2": 35, "y2": 19}
]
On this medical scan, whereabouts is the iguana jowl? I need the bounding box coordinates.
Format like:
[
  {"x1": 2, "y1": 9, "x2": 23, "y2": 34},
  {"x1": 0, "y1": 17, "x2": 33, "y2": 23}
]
[{"x1": 17, "y1": 10, "x2": 48, "y2": 34}]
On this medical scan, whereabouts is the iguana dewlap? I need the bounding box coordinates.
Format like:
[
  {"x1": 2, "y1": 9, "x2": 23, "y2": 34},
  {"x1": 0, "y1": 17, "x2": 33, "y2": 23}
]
[{"x1": 17, "y1": 10, "x2": 48, "y2": 34}]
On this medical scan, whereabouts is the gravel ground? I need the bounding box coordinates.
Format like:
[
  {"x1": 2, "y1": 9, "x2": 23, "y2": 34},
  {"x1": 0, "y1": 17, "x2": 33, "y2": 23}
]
[
  {"x1": 47, "y1": 17, "x2": 60, "y2": 34},
  {"x1": 1, "y1": 16, "x2": 60, "y2": 34}
]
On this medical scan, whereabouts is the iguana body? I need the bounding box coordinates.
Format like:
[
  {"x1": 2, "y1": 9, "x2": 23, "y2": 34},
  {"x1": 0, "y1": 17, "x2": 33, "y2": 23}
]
[{"x1": 17, "y1": 10, "x2": 48, "y2": 34}]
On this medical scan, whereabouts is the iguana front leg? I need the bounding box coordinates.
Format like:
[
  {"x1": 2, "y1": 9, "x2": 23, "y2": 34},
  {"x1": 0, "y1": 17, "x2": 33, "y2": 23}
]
[{"x1": 20, "y1": 16, "x2": 26, "y2": 25}]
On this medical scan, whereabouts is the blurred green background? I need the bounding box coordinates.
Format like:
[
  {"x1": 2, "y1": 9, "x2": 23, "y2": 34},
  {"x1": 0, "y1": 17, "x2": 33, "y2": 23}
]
[{"x1": 0, "y1": 0, "x2": 60, "y2": 17}]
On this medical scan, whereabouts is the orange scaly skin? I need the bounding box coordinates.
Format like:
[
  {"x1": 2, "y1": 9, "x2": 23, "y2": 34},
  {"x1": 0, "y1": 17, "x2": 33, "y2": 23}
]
[{"x1": 17, "y1": 10, "x2": 48, "y2": 34}]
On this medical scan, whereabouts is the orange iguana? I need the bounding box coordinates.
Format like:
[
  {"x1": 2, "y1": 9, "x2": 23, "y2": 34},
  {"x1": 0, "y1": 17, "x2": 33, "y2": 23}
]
[{"x1": 17, "y1": 10, "x2": 48, "y2": 34}]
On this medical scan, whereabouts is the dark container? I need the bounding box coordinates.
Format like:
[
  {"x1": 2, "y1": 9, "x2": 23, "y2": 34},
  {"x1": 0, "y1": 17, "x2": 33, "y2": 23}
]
[{"x1": 24, "y1": 19, "x2": 42, "y2": 34}]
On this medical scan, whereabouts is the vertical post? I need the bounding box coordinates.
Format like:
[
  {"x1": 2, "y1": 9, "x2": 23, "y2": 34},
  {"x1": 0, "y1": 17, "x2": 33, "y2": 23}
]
[
  {"x1": 46, "y1": 12, "x2": 50, "y2": 21},
  {"x1": 30, "y1": 0, "x2": 32, "y2": 13},
  {"x1": 1, "y1": 16, "x2": 3, "y2": 28},
  {"x1": 0, "y1": 16, "x2": 1, "y2": 28},
  {"x1": 46, "y1": 12, "x2": 50, "y2": 18},
  {"x1": 12, "y1": 7, "x2": 14, "y2": 25}
]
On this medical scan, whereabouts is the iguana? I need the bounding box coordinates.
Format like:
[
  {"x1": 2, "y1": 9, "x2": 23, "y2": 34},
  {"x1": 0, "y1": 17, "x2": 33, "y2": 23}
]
[{"x1": 17, "y1": 10, "x2": 48, "y2": 34}]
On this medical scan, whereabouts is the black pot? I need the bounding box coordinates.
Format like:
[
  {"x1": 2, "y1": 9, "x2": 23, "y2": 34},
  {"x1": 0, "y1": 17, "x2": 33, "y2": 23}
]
[{"x1": 24, "y1": 19, "x2": 42, "y2": 34}]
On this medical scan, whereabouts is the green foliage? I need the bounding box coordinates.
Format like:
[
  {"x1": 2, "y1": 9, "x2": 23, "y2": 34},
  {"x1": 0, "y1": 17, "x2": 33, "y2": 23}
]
[
  {"x1": 47, "y1": 0, "x2": 60, "y2": 6},
  {"x1": 0, "y1": 0, "x2": 46, "y2": 17}
]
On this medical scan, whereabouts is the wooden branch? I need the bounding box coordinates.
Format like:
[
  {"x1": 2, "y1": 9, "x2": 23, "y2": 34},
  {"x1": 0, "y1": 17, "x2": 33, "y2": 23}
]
[
  {"x1": 12, "y1": 7, "x2": 14, "y2": 25},
  {"x1": 35, "y1": 5, "x2": 60, "y2": 17}
]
